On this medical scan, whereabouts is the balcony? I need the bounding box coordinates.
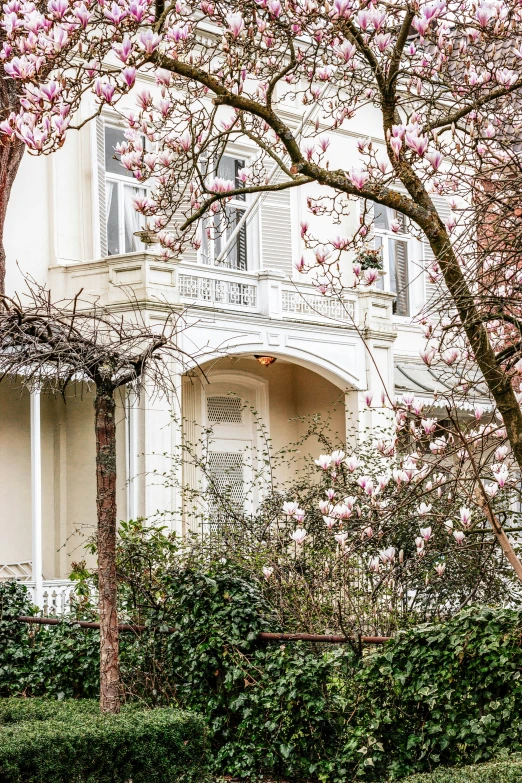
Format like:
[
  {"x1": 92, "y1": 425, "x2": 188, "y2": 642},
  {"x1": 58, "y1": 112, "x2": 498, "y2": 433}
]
[{"x1": 51, "y1": 252, "x2": 360, "y2": 328}]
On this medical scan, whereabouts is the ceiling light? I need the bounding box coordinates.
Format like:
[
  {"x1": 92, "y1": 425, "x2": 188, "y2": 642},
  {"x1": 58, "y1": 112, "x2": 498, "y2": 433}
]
[{"x1": 255, "y1": 355, "x2": 277, "y2": 367}]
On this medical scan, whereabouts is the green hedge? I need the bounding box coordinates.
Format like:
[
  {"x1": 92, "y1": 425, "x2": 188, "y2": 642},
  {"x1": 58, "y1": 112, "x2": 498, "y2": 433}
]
[
  {"x1": 0, "y1": 698, "x2": 207, "y2": 783},
  {"x1": 401, "y1": 758, "x2": 522, "y2": 782}
]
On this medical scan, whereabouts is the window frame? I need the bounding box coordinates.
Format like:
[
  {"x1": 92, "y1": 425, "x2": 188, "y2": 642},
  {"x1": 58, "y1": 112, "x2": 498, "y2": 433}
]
[
  {"x1": 373, "y1": 205, "x2": 411, "y2": 318},
  {"x1": 104, "y1": 123, "x2": 149, "y2": 257},
  {"x1": 199, "y1": 152, "x2": 251, "y2": 271}
]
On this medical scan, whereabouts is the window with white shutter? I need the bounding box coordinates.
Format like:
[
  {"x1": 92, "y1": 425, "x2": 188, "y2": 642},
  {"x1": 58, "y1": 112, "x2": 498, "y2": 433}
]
[
  {"x1": 259, "y1": 170, "x2": 293, "y2": 276},
  {"x1": 103, "y1": 125, "x2": 148, "y2": 256},
  {"x1": 373, "y1": 205, "x2": 410, "y2": 317},
  {"x1": 201, "y1": 154, "x2": 248, "y2": 269}
]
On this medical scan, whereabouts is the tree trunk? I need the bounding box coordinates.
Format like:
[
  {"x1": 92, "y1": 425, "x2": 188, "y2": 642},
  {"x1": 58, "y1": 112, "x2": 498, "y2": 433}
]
[
  {"x1": 94, "y1": 382, "x2": 120, "y2": 714},
  {"x1": 0, "y1": 68, "x2": 25, "y2": 297},
  {"x1": 0, "y1": 138, "x2": 24, "y2": 297}
]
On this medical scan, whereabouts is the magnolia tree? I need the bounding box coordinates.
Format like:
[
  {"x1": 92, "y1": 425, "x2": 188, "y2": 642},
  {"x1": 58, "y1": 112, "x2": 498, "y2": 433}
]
[
  {"x1": 174, "y1": 411, "x2": 521, "y2": 636},
  {"x1": 3, "y1": 0, "x2": 522, "y2": 575}
]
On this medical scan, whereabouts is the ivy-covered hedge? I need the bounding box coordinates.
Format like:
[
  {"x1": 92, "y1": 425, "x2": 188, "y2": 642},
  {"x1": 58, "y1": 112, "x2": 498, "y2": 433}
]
[
  {"x1": 347, "y1": 607, "x2": 522, "y2": 779},
  {"x1": 401, "y1": 758, "x2": 522, "y2": 782},
  {"x1": 4, "y1": 579, "x2": 522, "y2": 782},
  {"x1": 0, "y1": 697, "x2": 207, "y2": 783}
]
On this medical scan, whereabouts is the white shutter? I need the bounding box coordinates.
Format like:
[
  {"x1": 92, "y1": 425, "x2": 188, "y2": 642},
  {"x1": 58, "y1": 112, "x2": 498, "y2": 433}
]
[
  {"x1": 165, "y1": 191, "x2": 198, "y2": 263},
  {"x1": 96, "y1": 117, "x2": 107, "y2": 257},
  {"x1": 423, "y1": 196, "x2": 452, "y2": 306},
  {"x1": 260, "y1": 171, "x2": 293, "y2": 276}
]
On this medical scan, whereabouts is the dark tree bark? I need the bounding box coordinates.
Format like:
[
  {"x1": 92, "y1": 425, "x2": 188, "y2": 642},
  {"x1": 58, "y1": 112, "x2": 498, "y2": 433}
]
[
  {"x1": 0, "y1": 78, "x2": 24, "y2": 297},
  {"x1": 94, "y1": 381, "x2": 120, "y2": 714}
]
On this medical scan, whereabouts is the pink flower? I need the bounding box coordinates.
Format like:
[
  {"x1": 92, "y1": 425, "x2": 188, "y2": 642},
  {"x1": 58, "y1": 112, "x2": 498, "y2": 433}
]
[
  {"x1": 363, "y1": 526, "x2": 373, "y2": 539},
  {"x1": 460, "y1": 506, "x2": 472, "y2": 528},
  {"x1": 474, "y1": 405, "x2": 484, "y2": 421},
  {"x1": 282, "y1": 501, "x2": 301, "y2": 517},
  {"x1": 349, "y1": 167, "x2": 369, "y2": 190},
  {"x1": 345, "y1": 455, "x2": 358, "y2": 472},
  {"x1": 420, "y1": 526, "x2": 433, "y2": 541},
  {"x1": 485, "y1": 483, "x2": 498, "y2": 497},
  {"x1": 435, "y1": 563, "x2": 446, "y2": 576},
  {"x1": 418, "y1": 503, "x2": 432, "y2": 516},
  {"x1": 420, "y1": 347, "x2": 436, "y2": 366},
  {"x1": 331, "y1": 450, "x2": 346, "y2": 466},
  {"x1": 226, "y1": 12, "x2": 244, "y2": 37},
  {"x1": 390, "y1": 136, "x2": 402, "y2": 157},
  {"x1": 323, "y1": 516, "x2": 336, "y2": 529},
  {"x1": 405, "y1": 131, "x2": 428, "y2": 156},
  {"x1": 453, "y1": 530, "x2": 465, "y2": 545},
  {"x1": 138, "y1": 30, "x2": 162, "y2": 55},
  {"x1": 426, "y1": 150, "x2": 443, "y2": 170},
  {"x1": 374, "y1": 33, "x2": 391, "y2": 51},
  {"x1": 263, "y1": 566, "x2": 274, "y2": 580},
  {"x1": 380, "y1": 546, "x2": 396, "y2": 563},
  {"x1": 363, "y1": 268, "x2": 379, "y2": 285},
  {"x1": 421, "y1": 418, "x2": 437, "y2": 435},
  {"x1": 493, "y1": 465, "x2": 509, "y2": 488},
  {"x1": 290, "y1": 527, "x2": 307, "y2": 545},
  {"x1": 104, "y1": 2, "x2": 127, "y2": 25},
  {"x1": 208, "y1": 177, "x2": 234, "y2": 193},
  {"x1": 364, "y1": 391, "x2": 373, "y2": 407},
  {"x1": 315, "y1": 454, "x2": 332, "y2": 470},
  {"x1": 335, "y1": 532, "x2": 349, "y2": 547},
  {"x1": 443, "y1": 348, "x2": 460, "y2": 365},
  {"x1": 368, "y1": 556, "x2": 381, "y2": 573}
]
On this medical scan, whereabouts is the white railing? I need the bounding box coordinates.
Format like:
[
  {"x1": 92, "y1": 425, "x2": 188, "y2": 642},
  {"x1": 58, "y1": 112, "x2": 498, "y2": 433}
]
[
  {"x1": 24, "y1": 580, "x2": 78, "y2": 615},
  {"x1": 179, "y1": 273, "x2": 257, "y2": 308},
  {"x1": 281, "y1": 288, "x2": 355, "y2": 322}
]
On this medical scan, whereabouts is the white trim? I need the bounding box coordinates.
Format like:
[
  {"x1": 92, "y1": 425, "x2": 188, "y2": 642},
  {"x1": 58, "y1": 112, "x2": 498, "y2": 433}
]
[{"x1": 30, "y1": 390, "x2": 43, "y2": 607}]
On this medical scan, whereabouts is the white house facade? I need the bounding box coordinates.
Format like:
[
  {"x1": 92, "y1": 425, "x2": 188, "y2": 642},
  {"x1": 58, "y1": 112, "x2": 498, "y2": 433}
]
[{"x1": 0, "y1": 95, "x2": 445, "y2": 610}]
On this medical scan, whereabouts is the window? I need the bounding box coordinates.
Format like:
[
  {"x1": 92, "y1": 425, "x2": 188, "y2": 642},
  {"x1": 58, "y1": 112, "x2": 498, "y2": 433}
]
[
  {"x1": 201, "y1": 155, "x2": 248, "y2": 270},
  {"x1": 104, "y1": 126, "x2": 147, "y2": 256},
  {"x1": 374, "y1": 205, "x2": 410, "y2": 317}
]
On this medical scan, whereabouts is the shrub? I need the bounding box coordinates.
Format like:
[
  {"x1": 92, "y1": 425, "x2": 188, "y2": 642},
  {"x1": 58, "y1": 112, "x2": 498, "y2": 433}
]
[
  {"x1": 401, "y1": 758, "x2": 522, "y2": 783},
  {"x1": 346, "y1": 607, "x2": 522, "y2": 779},
  {"x1": 0, "y1": 581, "x2": 98, "y2": 699},
  {"x1": 0, "y1": 697, "x2": 207, "y2": 783}
]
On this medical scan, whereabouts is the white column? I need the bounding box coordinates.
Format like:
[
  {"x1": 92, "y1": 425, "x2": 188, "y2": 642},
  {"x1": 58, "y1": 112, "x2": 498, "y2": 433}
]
[
  {"x1": 126, "y1": 389, "x2": 139, "y2": 520},
  {"x1": 30, "y1": 389, "x2": 43, "y2": 609}
]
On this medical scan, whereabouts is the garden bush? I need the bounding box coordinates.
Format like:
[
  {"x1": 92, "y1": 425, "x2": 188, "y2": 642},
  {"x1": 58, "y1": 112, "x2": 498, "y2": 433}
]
[
  {"x1": 401, "y1": 757, "x2": 522, "y2": 783},
  {"x1": 0, "y1": 697, "x2": 207, "y2": 783},
  {"x1": 346, "y1": 607, "x2": 522, "y2": 779}
]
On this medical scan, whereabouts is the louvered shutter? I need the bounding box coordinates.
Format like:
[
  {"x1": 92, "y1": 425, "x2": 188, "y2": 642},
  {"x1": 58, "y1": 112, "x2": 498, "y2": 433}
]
[
  {"x1": 394, "y1": 239, "x2": 409, "y2": 316},
  {"x1": 208, "y1": 451, "x2": 244, "y2": 529},
  {"x1": 165, "y1": 190, "x2": 198, "y2": 263},
  {"x1": 260, "y1": 171, "x2": 293, "y2": 276},
  {"x1": 423, "y1": 196, "x2": 452, "y2": 306},
  {"x1": 96, "y1": 117, "x2": 107, "y2": 257}
]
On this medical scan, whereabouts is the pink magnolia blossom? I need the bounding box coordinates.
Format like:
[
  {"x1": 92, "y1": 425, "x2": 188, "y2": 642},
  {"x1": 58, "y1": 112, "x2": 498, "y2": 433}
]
[
  {"x1": 485, "y1": 483, "x2": 498, "y2": 497},
  {"x1": 495, "y1": 446, "x2": 509, "y2": 461},
  {"x1": 368, "y1": 556, "x2": 381, "y2": 573},
  {"x1": 263, "y1": 566, "x2": 274, "y2": 579},
  {"x1": 418, "y1": 502, "x2": 432, "y2": 515},
  {"x1": 435, "y1": 563, "x2": 446, "y2": 576},
  {"x1": 453, "y1": 530, "x2": 465, "y2": 545},
  {"x1": 290, "y1": 527, "x2": 307, "y2": 545},
  {"x1": 315, "y1": 454, "x2": 332, "y2": 470},
  {"x1": 460, "y1": 506, "x2": 472, "y2": 528},
  {"x1": 493, "y1": 464, "x2": 509, "y2": 487},
  {"x1": 380, "y1": 546, "x2": 396, "y2": 563},
  {"x1": 349, "y1": 167, "x2": 369, "y2": 190},
  {"x1": 421, "y1": 418, "x2": 437, "y2": 435},
  {"x1": 420, "y1": 347, "x2": 436, "y2": 366},
  {"x1": 420, "y1": 526, "x2": 433, "y2": 541},
  {"x1": 335, "y1": 532, "x2": 349, "y2": 547},
  {"x1": 282, "y1": 501, "x2": 300, "y2": 517},
  {"x1": 330, "y1": 449, "x2": 346, "y2": 466},
  {"x1": 323, "y1": 516, "x2": 336, "y2": 529},
  {"x1": 138, "y1": 30, "x2": 162, "y2": 55},
  {"x1": 345, "y1": 455, "x2": 358, "y2": 472}
]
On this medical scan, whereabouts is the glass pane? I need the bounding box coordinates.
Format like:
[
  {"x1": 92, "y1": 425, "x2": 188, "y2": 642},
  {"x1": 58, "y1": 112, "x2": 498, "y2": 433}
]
[
  {"x1": 105, "y1": 127, "x2": 134, "y2": 178},
  {"x1": 123, "y1": 185, "x2": 146, "y2": 253},
  {"x1": 374, "y1": 235, "x2": 384, "y2": 290},
  {"x1": 217, "y1": 155, "x2": 245, "y2": 198},
  {"x1": 374, "y1": 205, "x2": 390, "y2": 230},
  {"x1": 223, "y1": 206, "x2": 247, "y2": 270},
  {"x1": 106, "y1": 181, "x2": 120, "y2": 256}
]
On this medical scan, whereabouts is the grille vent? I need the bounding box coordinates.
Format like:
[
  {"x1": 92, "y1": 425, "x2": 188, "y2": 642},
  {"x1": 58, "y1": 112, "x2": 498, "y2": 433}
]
[
  {"x1": 207, "y1": 396, "x2": 242, "y2": 424},
  {"x1": 208, "y1": 451, "x2": 244, "y2": 528}
]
